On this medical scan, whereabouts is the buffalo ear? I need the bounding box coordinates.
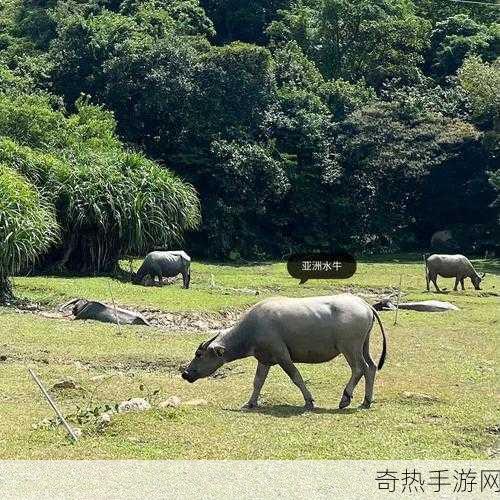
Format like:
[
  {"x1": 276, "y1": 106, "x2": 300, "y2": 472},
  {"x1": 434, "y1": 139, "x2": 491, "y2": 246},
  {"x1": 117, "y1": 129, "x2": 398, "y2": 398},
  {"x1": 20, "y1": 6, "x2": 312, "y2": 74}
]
[
  {"x1": 212, "y1": 346, "x2": 225, "y2": 357},
  {"x1": 199, "y1": 334, "x2": 219, "y2": 351}
]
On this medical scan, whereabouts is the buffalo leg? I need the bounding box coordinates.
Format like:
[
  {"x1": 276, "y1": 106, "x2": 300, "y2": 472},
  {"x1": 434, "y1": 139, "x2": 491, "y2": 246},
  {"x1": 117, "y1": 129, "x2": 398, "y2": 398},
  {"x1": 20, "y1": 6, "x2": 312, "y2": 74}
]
[
  {"x1": 157, "y1": 273, "x2": 163, "y2": 287},
  {"x1": 453, "y1": 278, "x2": 459, "y2": 291},
  {"x1": 340, "y1": 350, "x2": 366, "y2": 409},
  {"x1": 460, "y1": 278, "x2": 465, "y2": 290},
  {"x1": 430, "y1": 273, "x2": 441, "y2": 292},
  {"x1": 242, "y1": 362, "x2": 270, "y2": 409},
  {"x1": 278, "y1": 359, "x2": 314, "y2": 410},
  {"x1": 361, "y1": 336, "x2": 377, "y2": 408},
  {"x1": 183, "y1": 271, "x2": 190, "y2": 289}
]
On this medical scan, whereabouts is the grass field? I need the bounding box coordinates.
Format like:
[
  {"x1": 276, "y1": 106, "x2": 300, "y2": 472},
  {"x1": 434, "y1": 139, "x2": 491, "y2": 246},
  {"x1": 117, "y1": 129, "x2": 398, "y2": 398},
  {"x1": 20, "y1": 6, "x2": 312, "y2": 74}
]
[{"x1": 0, "y1": 255, "x2": 498, "y2": 459}]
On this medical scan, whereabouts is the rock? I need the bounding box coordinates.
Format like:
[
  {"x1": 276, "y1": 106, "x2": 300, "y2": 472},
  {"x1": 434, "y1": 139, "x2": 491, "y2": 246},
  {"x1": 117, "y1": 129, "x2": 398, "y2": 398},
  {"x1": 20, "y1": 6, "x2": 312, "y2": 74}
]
[
  {"x1": 52, "y1": 380, "x2": 77, "y2": 390},
  {"x1": 159, "y1": 396, "x2": 182, "y2": 408},
  {"x1": 182, "y1": 398, "x2": 208, "y2": 407},
  {"x1": 193, "y1": 320, "x2": 209, "y2": 329},
  {"x1": 97, "y1": 412, "x2": 113, "y2": 427},
  {"x1": 72, "y1": 427, "x2": 82, "y2": 439},
  {"x1": 117, "y1": 398, "x2": 151, "y2": 413}
]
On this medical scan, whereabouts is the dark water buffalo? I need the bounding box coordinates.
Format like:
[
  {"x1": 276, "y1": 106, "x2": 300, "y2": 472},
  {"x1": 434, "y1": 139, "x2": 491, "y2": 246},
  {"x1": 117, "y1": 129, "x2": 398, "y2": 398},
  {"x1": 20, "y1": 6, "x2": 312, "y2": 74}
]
[
  {"x1": 425, "y1": 254, "x2": 485, "y2": 292},
  {"x1": 182, "y1": 294, "x2": 387, "y2": 410},
  {"x1": 135, "y1": 251, "x2": 191, "y2": 288},
  {"x1": 59, "y1": 299, "x2": 149, "y2": 326}
]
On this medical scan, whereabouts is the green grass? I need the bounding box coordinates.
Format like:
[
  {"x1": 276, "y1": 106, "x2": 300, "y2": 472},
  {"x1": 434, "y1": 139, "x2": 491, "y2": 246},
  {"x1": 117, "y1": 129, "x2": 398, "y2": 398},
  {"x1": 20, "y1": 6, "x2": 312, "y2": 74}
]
[{"x1": 1, "y1": 256, "x2": 498, "y2": 459}]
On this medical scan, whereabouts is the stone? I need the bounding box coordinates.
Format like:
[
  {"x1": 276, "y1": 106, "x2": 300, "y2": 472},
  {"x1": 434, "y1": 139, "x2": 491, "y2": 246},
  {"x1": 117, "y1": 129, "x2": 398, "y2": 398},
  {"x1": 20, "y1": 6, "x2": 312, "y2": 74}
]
[
  {"x1": 97, "y1": 412, "x2": 113, "y2": 427},
  {"x1": 117, "y1": 398, "x2": 151, "y2": 413},
  {"x1": 51, "y1": 380, "x2": 77, "y2": 390},
  {"x1": 159, "y1": 396, "x2": 182, "y2": 408},
  {"x1": 182, "y1": 398, "x2": 208, "y2": 407}
]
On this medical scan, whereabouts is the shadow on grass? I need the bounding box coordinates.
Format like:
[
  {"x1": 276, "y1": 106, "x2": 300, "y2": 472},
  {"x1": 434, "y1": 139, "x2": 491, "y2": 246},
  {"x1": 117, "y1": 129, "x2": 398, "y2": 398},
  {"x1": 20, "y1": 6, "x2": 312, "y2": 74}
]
[{"x1": 226, "y1": 404, "x2": 361, "y2": 418}]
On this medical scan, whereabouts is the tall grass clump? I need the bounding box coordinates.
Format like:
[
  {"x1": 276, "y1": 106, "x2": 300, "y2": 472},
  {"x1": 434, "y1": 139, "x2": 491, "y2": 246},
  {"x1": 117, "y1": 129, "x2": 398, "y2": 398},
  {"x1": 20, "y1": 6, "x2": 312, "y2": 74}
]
[
  {"x1": 56, "y1": 148, "x2": 201, "y2": 273},
  {"x1": 0, "y1": 165, "x2": 59, "y2": 301},
  {"x1": 0, "y1": 94, "x2": 201, "y2": 274}
]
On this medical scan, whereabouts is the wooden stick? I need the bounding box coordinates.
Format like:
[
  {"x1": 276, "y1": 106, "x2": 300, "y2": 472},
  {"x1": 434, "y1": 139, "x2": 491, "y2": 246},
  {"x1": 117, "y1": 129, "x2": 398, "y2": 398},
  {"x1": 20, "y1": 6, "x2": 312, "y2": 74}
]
[
  {"x1": 394, "y1": 274, "x2": 403, "y2": 326},
  {"x1": 28, "y1": 368, "x2": 79, "y2": 442}
]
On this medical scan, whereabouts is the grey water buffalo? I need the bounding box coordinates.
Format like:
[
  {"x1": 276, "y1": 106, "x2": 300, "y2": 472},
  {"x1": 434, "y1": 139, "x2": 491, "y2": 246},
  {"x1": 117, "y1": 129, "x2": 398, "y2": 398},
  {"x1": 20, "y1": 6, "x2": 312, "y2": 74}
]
[
  {"x1": 59, "y1": 299, "x2": 149, "y2": 326},
  {"x1": 134, "y1": 250, "x2": 191, "y2": 288},
  {"x1": 425, "y1": 254, "x2": 485, "y2": 292},
  {"x1": 182, "y1": 294, "x2": 387, "y2": 410},
  {"x1": 373, "y1": 299, "x2": 459, "y2": 312}
]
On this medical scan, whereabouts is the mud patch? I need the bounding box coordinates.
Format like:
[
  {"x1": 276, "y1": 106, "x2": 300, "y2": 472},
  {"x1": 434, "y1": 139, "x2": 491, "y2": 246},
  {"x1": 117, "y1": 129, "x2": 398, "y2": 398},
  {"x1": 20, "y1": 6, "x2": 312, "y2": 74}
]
[
  {"x1": 142, "y1": 309, "x2": 244, "y2": 332},
  {"x1": 9, "y1": 301, "x2": 245, "y2": 333},
  {"x1": 8, "y1": 287, "x2": 401, "y2": 333}
]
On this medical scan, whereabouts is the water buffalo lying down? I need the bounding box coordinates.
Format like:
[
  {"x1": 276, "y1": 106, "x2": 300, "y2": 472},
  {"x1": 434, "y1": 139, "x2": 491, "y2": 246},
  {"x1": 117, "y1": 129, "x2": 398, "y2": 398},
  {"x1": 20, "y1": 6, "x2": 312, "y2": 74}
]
[
  {"x1": 182, "y1": 294, "x2": 387, "y2": 410},
  {"x1": 59, "y1": 299, "x2": 150, "y2": 326},
  {"x1": 372, "y1": 299, "x2": 459, "y2": 312}
]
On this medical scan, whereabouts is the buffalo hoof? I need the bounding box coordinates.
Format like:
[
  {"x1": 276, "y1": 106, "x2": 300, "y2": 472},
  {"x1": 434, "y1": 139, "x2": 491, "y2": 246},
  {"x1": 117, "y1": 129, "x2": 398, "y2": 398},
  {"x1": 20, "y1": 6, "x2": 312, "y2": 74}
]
[
  {"x1": 339, "y1": 391, "x2": 352, "y2": 409},
  {"x1": 359, "y1": 400, "x2": 371, "y2": 409},
  {"x1": 304, "y1": 400, "x2": 315, "y2": 411},
  {"x1": 241, "y1": 402, "x2": 258, "y2": 411}
]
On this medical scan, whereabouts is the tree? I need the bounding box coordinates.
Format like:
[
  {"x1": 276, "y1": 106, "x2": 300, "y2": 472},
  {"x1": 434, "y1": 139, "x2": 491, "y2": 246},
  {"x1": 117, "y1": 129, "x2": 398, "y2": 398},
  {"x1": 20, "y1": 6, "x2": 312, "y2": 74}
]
[
  {"x1": 194, "y1": 140, "x2": 289, "y2": 257},
  {"x1": 268, "y1": 0, "x2": 430, "y2": 88},
  {"x1": 201, "y1": 0, "x2": 289, "y2": 44},
  {"x1": 329, "y1": 97, "x2": 483, "y2": 251},
  {"x1": 0, "y1": 165, "x2": 58, "y2": 301},
  {"x1": 426, "y1": 15, "x2": 499, "y2": 79},
  {"x1": 458, "y1": 55, "x2": 500, "y2": 128}
]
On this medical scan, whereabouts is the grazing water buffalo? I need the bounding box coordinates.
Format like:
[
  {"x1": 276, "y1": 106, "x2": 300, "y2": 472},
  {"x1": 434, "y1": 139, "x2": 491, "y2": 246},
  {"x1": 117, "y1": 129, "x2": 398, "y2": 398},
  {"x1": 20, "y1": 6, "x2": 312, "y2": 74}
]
[
  {"x1": 135, "y1": 251, "x2": 191, "y2": 288},
  {"x1": 182, "y1": 294, "x2": 387, "y2": 410},
  {"x1": 425, "y1": 254, "x2": 485, "y2": 292},
  {"x1": 59, "y1": 299, "x2": 149, "y2": 326}
]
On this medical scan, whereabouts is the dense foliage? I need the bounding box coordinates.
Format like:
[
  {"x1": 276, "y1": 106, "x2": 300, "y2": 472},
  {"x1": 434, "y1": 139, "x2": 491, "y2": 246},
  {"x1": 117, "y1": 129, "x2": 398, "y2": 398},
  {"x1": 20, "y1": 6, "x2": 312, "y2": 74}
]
[
  {"x1": 0, "y1": 72, "x2": 200, "y2": 285},
  {"x1": 0, "y1": 164, "x2": 58, "y2": 300},
  {"x1": 0, "y1": 0, "x2": 498, "y2": 262}
]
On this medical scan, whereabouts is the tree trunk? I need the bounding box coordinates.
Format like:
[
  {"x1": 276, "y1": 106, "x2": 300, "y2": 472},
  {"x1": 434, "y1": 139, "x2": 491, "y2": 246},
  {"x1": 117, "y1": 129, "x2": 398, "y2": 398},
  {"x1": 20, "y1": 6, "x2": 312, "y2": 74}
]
[{"x1": 0, "y1": 275, "x2": 14, "y2": 304}]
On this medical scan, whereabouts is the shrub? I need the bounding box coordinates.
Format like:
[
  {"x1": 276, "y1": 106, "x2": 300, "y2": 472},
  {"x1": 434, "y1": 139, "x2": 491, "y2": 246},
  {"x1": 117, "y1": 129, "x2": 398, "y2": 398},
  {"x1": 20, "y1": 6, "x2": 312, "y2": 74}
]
[{"x1": 0, "y1": 165, "x2": 58, "y2": 300}]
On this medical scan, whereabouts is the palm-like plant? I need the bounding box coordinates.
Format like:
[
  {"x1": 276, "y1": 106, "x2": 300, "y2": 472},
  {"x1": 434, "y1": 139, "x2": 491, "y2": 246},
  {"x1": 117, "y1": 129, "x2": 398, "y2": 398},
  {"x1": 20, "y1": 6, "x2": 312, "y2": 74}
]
[
  {"x1": 0, "y1": 165, "x2": 59, "y2": 301},
  {"x1": 0, "y1": 96, "x2": 201, "y2": 274},
  {"x1": 53, "y1": 148, "x2": 201, "y2": 273},
  {"x1": 0, "y1": 140, "x2": 201, "y2": 273}
]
